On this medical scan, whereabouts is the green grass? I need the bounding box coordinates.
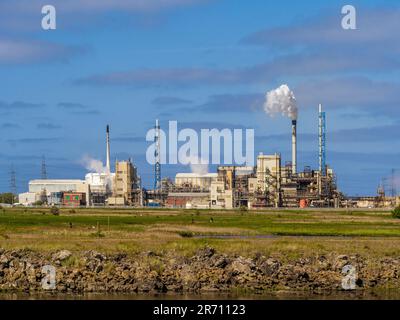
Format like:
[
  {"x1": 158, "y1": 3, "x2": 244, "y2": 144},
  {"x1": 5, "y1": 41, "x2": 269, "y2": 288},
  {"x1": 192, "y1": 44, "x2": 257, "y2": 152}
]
[
  {"x1": 0, "y1": 207, "x2": 399, "y2": 257},
  {"x1": 1, "y1": 208, "x2": 399, "y2": 237}
]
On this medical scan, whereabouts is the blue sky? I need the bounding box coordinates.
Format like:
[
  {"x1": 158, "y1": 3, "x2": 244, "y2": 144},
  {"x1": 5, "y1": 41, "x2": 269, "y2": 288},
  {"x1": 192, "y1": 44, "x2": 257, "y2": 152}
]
[{"x1": 0, "y1": 0, "x2": 399, "y2": 196}]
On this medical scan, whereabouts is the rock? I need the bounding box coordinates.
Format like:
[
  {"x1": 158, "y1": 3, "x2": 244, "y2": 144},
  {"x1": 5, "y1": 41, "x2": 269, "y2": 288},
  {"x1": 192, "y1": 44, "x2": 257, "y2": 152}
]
[
  {"x1": 196, "y1": 247, "x2": 215, "y2": 259},
  {"x1": 259, "y1": 258, "x2": 281, "y2": 277},
  {"x1": 213, "y1": 256, "x2": 228, "y2": 268},
  {"x1": 95, "y1": 265, "x2": 103, "y2": 273},
  {"x1": 53, "y1": 250, "x2": 72, "y2": 262},
  {"x1": 0, "y1": 255, "x2": 10, "y2": 266},
  {"x1": 0, "y1": 247, "x2": 399, "y2": 294},
  {"x1": 230, "y1": 257, "x2": 253, "y2": 275},
  {"x1": 87, "y1": 251, "x2": 106, "y2": 261},
  {"x1": 112, "y1": 253, "x2": 127, "y2": 262}
]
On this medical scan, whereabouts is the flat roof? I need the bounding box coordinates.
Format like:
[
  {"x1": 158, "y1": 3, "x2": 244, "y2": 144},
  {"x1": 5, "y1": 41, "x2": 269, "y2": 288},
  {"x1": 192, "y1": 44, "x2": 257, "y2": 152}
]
[{"x1": 29, "y1": 179, "x2": 86, "y2": 184}]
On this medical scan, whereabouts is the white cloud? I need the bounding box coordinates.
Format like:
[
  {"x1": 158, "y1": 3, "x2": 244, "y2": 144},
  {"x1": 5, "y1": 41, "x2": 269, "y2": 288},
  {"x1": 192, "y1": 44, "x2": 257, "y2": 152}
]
[{"x1": 0, "y1": 38, "x2": 86, "y2": 64}]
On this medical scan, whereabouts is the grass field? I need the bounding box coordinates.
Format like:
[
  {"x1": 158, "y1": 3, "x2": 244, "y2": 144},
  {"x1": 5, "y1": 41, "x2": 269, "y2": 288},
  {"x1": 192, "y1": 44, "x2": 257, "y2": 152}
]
[{"x1": 0, "y1": 207, "x2": 399, "y2": 259}]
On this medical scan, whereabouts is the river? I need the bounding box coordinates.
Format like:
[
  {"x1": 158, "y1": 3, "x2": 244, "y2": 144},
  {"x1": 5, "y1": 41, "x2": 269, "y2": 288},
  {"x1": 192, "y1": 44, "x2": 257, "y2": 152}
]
[{"x1": 1, "y1": 290, "x2": 399, "y2": 300}]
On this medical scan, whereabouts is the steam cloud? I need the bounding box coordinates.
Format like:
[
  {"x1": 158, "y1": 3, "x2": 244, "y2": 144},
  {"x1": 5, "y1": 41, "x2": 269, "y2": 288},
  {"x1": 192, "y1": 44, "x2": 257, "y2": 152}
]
[
  {"x1": 183, "y1": 155, "x2": 209, "y2": 175},
  {"x1": 264, "y1": 84, "x2": 298, "y2": 120},
  {"x1": 81, "y1": 154, "x2": 110, "y2": 174}
]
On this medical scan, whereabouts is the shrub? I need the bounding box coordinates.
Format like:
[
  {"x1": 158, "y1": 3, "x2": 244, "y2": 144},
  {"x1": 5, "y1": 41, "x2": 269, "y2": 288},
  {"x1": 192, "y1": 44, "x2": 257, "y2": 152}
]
[
  {"x1": 50, "y1": 206, "x2": 60, "y2": 216},
  {"x1": 240, "y1": 206, "x2": 248, "y2": 212},
  {"x1": 90, "y1": 230, "x2": 105, "y2": 238},
  {"x1": 178, "y1": 231, "x2": 194, "y2": 238},
  {"x1": 392, "y1": 206, "x2": 400, "y2": 219},
  {"x1": 69, "y1": 209, "x2": 76, "y2": 214}
]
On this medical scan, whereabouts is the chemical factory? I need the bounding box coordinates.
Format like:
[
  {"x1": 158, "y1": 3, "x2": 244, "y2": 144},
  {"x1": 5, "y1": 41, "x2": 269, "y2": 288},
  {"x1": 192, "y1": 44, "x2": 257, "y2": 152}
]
[
  {"x1": 16, "y1": 85, "x2": 399, "y2": 210},
  {"x1": 16, "y1": 105, "x2": 353, "y2": 209},
  {"x1": 151, "y1": 103, "x2": 341, "y2": 209}
]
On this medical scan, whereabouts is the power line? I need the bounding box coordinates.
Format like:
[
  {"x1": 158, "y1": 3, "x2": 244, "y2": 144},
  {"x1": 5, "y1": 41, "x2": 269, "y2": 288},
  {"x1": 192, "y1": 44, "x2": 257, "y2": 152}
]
[
  {"x1": 41, "y1": 155, "x2": 48, "y2": 180},
  {"x1": 9, "y1": 165, "x2": 17, "y2": 201},
  {"x1": 391, "y1": 168, "x2": 397, "y2": 197}
]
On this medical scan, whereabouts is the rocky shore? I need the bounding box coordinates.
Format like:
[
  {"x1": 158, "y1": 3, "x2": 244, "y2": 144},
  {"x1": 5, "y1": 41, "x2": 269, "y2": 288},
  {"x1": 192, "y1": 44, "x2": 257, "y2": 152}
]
[{"x1": 0, "y1": 247, "x2": 399, "y2": 293}]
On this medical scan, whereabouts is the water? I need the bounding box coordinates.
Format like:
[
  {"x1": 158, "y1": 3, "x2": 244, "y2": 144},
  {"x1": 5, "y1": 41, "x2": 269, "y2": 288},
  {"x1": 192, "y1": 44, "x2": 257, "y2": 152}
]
[{"x1": 1, "y1": 290, "x2": 399, "y2": 300}]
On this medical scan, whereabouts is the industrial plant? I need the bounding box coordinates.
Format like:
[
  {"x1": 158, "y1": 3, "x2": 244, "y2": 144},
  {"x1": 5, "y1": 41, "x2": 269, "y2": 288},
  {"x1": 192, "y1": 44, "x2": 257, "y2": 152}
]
[
  {"x1": 150, "y1": 102, "x2": 341, "y2": 209},
  {"x1": 16, "y1": 85, "x2": 399, "y2": 210}
]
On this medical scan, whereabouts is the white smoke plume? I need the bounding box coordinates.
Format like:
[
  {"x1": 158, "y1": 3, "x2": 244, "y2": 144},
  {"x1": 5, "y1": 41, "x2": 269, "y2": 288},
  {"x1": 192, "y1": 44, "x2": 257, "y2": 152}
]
[
  {"x1": 81, "y1": 154, "x2": 109, "y2": 174},
  {"x1": 183, "y1": 155, "x2": 209, "y2": 175},
  {"x1": 264, "y1": 84, "x2": 298, "y2": 120}
]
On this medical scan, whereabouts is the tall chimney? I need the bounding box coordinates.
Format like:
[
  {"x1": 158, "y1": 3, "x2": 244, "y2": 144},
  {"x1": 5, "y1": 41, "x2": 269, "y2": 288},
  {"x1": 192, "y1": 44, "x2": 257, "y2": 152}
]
[
  {"x1": 318, "y1": 104, "x2": 326, "y2": 176},
  {"x1": 292, "y1": 119, "x2": 297, "y2": 174},
  {"x1": 106, "y1": 125, "x2": 111, "y2": 173}
]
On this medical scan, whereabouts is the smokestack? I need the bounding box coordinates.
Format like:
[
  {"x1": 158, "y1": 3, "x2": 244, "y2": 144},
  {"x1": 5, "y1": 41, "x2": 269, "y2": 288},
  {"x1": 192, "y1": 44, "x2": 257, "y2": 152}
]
[
  {"x1": 318, "y1": 104, "x2": 326, "y2": 176},
  {"x1": 106, "y1": 125, "x2": 111, "y2": 173},
  {"x1": 292, "y1": 120, "x2": 297, "y2": 174}
]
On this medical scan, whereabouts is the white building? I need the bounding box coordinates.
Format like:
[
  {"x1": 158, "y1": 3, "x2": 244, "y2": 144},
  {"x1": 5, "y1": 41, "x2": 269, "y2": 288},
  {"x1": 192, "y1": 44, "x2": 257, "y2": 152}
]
[
  {"x1": 28, "y1": 179, "x2": 90, "y2": 206},
  {"x1": 18, "y1": 192, "x2": 39, "y2": 206},
  {"x1": 29, "y1": 179, "x2": 87, "y2": 194}
]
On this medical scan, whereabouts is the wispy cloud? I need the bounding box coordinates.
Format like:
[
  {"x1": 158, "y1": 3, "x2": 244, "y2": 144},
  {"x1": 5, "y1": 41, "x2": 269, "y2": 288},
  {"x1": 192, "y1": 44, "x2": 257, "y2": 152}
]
[
  {"x1": 0, "y1": 38, "x2": 87, "y2": 64},
  {"x1": 58, "y1": 102, "x2": 89, "y2": 109},
  {"x1": 0, "y1": 100, "x2": 45, "y2": 110},
  {"x1": 112, "y1": 136, "x2": 144, "y2": 143},
  {"x1": 294, "y1": 77, "x2": 400, "y2": 113},
  {"x1": 1, "y1": 123, "x2": 20, "y2": 129},
  {"x1": 152, "y1": 96, "x2": 193, "y2": 106},
  {"x1": 7, "y1": 137, "x2": 61, "y2": 145},
  {"x1": 0, "y1": 0, "x2": 210, "y2": 33},
  {"x1": 73, "y1": 7, "x2": 400, "y2": 88},
  {"x1": 74, "y1": 67, "x2": 246, "y2": 87},
  {"x1": 0, "y1": 0, "x2": 209, "y2": 14},
  {"x1": 57, "y1": 102, "x2": 100, "y2": 115},
  {"x1": 242, "y1": 8, "x2": 400, "y2": 51},
  {"x1": 74, "y1": 110, "x2": 101, "y2": 116},
  {"x1": 192, "y1": 94, "x2": 264, "y2": 113},
  {"x1": 74, "y1": 50, "x2": 400, "y2": 88},
  {"x1": 37, "y1": 123, "x2": 62, "y2": 130},
  {"x1": 257, "y1": 124, "x2": 400, "y2": 144},
  {"x1": 177, "y1": 121, "x2": 250, "y2": 130},
  {"x1": 152, "y1": 93, "x2": 264, "y2": 115}
]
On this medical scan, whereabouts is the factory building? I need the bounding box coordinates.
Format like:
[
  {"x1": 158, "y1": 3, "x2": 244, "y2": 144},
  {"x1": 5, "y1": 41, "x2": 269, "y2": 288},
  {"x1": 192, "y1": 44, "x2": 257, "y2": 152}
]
[
  {"x1": 210, "y1": 180, "x2": 233, "y2": 209},
  {"x1": 19, "y1": 125, "x2": 146, "y2": 207},
  {"x1": 85, "y1": 172, "x2": 114, "y2": 206},
  {"x1": 107, "y1": 160, "x2": 141, "y2": 206},
  {"x1": 29, "y1": 179, "x2": 87, "y2": 194},
  {"x1": 156, "y1": 103, "x2": 341, "y2": 209},
  {"x1": 18, "y1": 192, "x2": 40, "y2": 206},
  {"x1": 166, "y1": 192, "x2": 210, "y2": 209},
  {"x1": 163, "y1": 173, "x2": 217, "y2": 208},
  {"x1": 163, "y1": 104, "x2": 340, "y2": 209},
  {"x1": 20, "y1": 125, "x2": 116, "y2": 207},
  {"x1": 25, "y1": 179, "x2": 90, "y2": 206},
  {"x1": 19, "y1": 105, "x2": 397, "y2": 209},
  {"x1": 175, "y1": 173, "x2": 218, "y2": 190},
  {"x1": 63, "y1": 192, "x2": 86, "y2": 207}
]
